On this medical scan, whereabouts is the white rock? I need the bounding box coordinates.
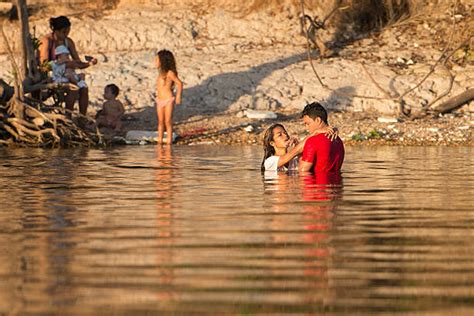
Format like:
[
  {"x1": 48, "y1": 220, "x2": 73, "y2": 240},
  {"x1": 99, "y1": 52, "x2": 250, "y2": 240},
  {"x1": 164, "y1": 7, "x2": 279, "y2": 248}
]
[
  {"x1": 428, "y1": 127, "x2": 439, "y2": 132},
  {"x1": 244, "y1": 125, "x2": 254, "y2": 133},
  {"x1": 244, "y1": 110, "x2": 277, "y2": 119},
  {"x1": 189, "y1": 141, "x2": 214, "y2": 145},
  {"x1": 458, "y1": 126, "x2": 470, "y2": 130},
  {"x1": 396, "y1": 57, "x2": 406, "y2": 63},
  {"x1": 235, "y1": 111, "x2": 245, "y2": 118},
  {"x1": 125, "y1": 130, "x2": 178, "y2": 144},
  {"x1": 377, "y1": 117, "x2": 399, "y2": 123}
]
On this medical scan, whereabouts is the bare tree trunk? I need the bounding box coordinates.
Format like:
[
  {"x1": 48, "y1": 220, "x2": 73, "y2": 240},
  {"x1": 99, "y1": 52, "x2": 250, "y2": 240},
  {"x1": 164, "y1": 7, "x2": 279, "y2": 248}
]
[
  {"x1": 15, "y1": 0, "x2": 37, "y2": 79},
  {"x1": 9, "y1": 0, "x2": 33, "y2": 119},
  {"x1": 15, "y1": 0, "x2": 27, "y2": 79}
]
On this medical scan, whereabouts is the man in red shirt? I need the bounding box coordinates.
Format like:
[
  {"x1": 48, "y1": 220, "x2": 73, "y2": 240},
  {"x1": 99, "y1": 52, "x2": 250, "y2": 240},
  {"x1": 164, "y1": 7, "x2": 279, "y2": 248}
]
[{"x1": 299, "y1": 102, "x2": 345, "y2": 173}]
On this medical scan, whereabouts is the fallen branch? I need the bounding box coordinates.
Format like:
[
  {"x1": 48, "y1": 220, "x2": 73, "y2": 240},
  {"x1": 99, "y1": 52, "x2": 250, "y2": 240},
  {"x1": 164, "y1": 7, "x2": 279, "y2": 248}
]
[{"x1": 432, "y1": 88, "x2": 474, "y2": 115}]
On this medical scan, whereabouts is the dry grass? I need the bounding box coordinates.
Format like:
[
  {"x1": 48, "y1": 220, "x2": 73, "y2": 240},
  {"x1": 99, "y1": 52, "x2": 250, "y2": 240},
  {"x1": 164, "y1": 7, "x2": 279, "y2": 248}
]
[{"x1": 22, "y1": 0, "x2": 456, "y2": 33}]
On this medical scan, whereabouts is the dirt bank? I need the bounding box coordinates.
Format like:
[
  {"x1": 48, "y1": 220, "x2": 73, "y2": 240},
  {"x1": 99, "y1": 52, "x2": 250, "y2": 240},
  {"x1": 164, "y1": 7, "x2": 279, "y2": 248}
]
[{"x1": 0, "y1": 2, "x2": 472, "y2": 146}]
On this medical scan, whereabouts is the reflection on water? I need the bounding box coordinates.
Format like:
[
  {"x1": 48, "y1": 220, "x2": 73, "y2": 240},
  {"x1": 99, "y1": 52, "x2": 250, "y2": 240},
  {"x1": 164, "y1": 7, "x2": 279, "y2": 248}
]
[{"x1": 0, "y1": 145, "x2": 473, "y2": 314}]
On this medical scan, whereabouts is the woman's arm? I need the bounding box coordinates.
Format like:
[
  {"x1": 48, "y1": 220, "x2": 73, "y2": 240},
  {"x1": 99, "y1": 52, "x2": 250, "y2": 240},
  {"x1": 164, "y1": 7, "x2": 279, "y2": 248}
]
[
  {"x1": 38, "y1": 35, "x2": 51, "y2": 64},
  {"x1": 67, "y1": 38, "x2": 80, "y2": 61},
  {"x1": 277, "y1": 141, "x2": 305, "y2": 168},
  {"x1": 168, "y1": 71, "x2": 183, "y2": 104},
  {"x1": 67, "y1": 38, "x2": 97, "y2": 69},
  {"x1": 312, "y1": 126, "x2": 339, "y2": 141},
  {"x1": 66, "y1": 60, "x2": 91, "y2": 69}
]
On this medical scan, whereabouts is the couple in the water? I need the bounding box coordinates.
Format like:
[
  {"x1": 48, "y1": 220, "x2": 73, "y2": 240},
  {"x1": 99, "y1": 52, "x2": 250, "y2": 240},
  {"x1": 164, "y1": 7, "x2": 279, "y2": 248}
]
[{"x1": 262, "y1": 102, "x2": 344, "y2": 174}]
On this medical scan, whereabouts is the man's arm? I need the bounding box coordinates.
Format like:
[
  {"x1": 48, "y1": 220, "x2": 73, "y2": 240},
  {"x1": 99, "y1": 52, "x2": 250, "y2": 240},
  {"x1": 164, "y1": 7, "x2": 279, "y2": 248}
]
[
  {"x1": 299, "y1": 160, "x2": 314, "y2": 172},
  {"x1": 299, "y1": 136, "x2": 317, "y2": 172}
]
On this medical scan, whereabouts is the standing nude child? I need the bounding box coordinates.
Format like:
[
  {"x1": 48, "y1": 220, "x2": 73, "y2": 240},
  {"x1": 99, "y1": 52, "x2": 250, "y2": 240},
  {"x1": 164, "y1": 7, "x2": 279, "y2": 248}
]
[{"x1": 155, "y1": 49, "x2": 183, "y2": 145}]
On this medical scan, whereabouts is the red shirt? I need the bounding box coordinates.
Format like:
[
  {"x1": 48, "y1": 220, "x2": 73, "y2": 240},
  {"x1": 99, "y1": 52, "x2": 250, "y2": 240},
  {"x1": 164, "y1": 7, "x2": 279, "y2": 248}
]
[{"x1": 302, "y1": 134, "x2": 345, "y2": 173}]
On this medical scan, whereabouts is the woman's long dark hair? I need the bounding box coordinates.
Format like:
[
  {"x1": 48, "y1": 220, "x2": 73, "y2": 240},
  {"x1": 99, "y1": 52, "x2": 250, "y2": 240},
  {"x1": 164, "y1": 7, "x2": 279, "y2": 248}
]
[
  {"x1": 49, "y1": 16, "x2": 71, "y2": 32},
  {"x1": 157, "y1": 49, "x2": 177, "y2": 76},
  {"x1": 261, "y1": 123, "x2": 286, "y2": 172}
]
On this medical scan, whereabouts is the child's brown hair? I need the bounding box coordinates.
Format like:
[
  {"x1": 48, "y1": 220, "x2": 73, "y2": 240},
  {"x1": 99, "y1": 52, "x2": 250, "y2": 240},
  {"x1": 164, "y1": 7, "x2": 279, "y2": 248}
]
[
  {"x1": 105, "y1": 83, "x2": 120, "y2": 97},
  {"x1": 156, "y1": 49, "x2": 177, "y2": 76}
]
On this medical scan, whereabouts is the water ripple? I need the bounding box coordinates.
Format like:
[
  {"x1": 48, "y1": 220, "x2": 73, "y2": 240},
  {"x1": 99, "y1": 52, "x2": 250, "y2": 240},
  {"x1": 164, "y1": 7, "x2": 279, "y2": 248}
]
[{"x1": 0, "y1": 145, "x2": 473, "y2": 314}]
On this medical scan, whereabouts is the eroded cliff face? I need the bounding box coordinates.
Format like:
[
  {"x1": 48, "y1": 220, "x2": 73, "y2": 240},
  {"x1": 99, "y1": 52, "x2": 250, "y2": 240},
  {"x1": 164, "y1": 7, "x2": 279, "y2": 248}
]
[
  {"x1": 6, "y1": 0, "x2": 325, "y2": 12},
  {"x1": 1, "y1": 0, "x2": 442, "y2": 55},
  {"x1": 0, "y1": 0, "x2": 471, "y2": 116}
]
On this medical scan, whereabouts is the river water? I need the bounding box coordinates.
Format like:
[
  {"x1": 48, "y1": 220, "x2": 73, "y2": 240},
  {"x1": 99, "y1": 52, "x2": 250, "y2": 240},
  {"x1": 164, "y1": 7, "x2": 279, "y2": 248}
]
[{"x1": 0, "y1": 145, "x2": 473, "y2": 314}]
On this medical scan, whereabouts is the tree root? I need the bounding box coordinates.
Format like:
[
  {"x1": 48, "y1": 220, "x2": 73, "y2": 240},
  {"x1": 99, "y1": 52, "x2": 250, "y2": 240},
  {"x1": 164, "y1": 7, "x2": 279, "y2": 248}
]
[{"x1": 1, "y1": 97, "x2": 103, "y2": 147}]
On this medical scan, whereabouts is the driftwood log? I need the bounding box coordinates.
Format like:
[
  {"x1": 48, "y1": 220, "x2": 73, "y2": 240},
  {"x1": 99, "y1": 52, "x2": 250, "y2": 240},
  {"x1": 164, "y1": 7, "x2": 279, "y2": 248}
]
[{"x1": 433, "y1": 88, "x2": 474, "y2": 115}]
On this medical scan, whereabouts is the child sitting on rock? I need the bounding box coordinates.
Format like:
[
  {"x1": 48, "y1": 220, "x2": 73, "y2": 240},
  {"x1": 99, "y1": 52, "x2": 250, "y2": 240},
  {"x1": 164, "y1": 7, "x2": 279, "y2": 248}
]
[
  {"x1": 51, "y1": 45, "x2": 87, "y2": 89},
  {"x1": 96, "y1": 84, "x2": 125, "y2": 132}
]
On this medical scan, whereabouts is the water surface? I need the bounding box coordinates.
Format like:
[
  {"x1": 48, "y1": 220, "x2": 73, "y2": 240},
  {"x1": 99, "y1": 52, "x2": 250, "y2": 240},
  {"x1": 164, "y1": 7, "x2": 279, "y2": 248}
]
[{"x1": 0, "y1": 145, "x2": 473, "y2": 314}]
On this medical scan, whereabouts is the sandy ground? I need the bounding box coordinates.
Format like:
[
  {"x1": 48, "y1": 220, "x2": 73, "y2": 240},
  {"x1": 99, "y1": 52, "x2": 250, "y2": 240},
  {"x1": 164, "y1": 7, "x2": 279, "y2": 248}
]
[{"x1": 0, "y1": 5, "x2": 472, "y2": 146}]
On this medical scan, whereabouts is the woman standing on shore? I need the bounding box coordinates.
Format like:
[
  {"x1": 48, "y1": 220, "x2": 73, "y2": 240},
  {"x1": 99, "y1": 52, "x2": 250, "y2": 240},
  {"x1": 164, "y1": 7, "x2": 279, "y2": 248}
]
[{"x1": 39, "y1": 16, "x2": 97, "y2": 116}]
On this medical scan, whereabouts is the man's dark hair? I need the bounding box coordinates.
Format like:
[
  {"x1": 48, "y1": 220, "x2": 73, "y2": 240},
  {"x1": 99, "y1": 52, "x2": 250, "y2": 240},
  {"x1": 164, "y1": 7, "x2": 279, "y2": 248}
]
[
  {"x1": 105, "y1": 84, "x2": 120, "y2": 97},
  {"x1": 301, "y1": 102, "x2": 328, "y2": 124}
]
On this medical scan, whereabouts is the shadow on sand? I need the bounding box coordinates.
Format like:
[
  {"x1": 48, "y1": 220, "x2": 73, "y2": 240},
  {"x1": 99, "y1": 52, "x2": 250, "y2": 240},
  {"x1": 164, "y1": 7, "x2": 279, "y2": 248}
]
[{"x1": 128, "y1": 51, "x2": 316, "y2": 129}]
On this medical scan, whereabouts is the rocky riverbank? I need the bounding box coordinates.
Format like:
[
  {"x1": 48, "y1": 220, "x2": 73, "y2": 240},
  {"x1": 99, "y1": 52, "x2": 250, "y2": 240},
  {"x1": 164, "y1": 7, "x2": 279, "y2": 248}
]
[
  {"x1": 167, "y1": 109, "x2": 473, "y2": 146},
  {"x1": 0, "y1": 2, "x2": 472, "y2": 146}
]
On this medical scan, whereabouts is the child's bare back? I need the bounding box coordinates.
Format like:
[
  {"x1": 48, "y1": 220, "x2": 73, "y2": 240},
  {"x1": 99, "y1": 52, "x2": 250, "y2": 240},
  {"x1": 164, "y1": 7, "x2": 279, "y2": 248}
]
[{"x1": 104, "y1": 99, "x2": 124, "y2": 120}]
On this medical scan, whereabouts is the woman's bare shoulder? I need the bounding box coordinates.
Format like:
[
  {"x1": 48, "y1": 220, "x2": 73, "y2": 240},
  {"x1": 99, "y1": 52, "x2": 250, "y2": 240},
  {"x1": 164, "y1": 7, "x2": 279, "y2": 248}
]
[{"x1": 66, "y1": 37, "x2": 77, "y2": 47}]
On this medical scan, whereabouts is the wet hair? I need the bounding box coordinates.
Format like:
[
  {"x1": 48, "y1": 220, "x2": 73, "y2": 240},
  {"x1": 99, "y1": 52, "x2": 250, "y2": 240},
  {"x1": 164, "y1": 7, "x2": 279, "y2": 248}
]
[
  {"x1": 49, "y1": 16, "x2": 71, "y2": 32},
  {"x1": 301, "y1": 102, "x2": 328, "y2": 124},
  {"x1": 105, "y1": 84, "x2": 120, "y2": 97},
  {"x1": 261, "y1": 123, "x2": 287, "y2": 172},
  {"x1": 156, "y1": 49, "x2": 177, "y2": 76}
]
